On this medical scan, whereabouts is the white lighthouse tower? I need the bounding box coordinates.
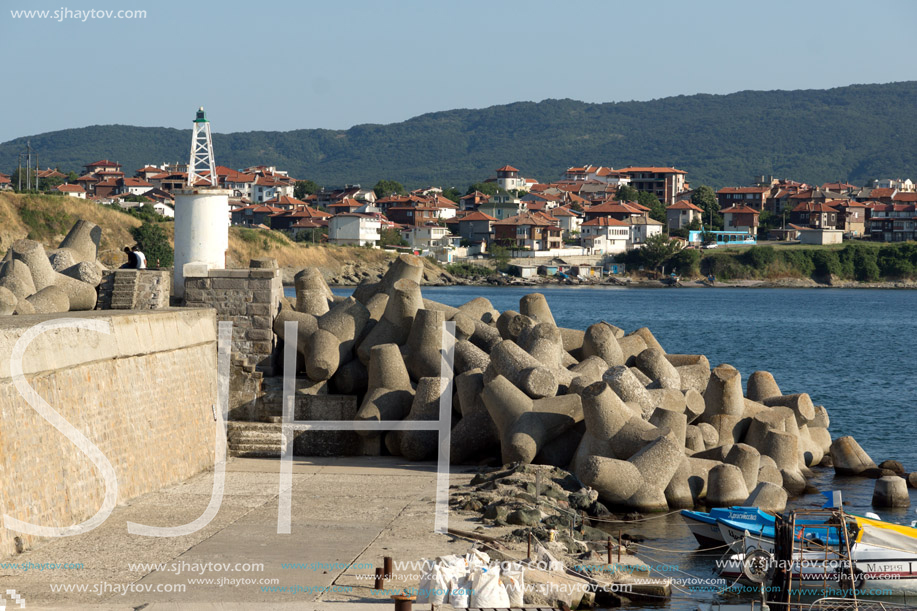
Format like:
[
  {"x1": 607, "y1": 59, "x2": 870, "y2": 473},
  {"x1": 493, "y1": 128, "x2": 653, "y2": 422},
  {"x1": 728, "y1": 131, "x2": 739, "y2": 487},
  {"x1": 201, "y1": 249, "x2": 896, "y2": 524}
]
[{"x1": 173, "y1": 107, "x2": 231, "y2": 298}]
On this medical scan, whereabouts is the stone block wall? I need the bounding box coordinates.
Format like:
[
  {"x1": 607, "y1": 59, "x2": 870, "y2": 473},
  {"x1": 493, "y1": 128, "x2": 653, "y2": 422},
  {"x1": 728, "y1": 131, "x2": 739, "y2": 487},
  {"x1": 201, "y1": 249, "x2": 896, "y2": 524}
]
[
  {"x1": 182, "y1": 268, "x2": 282, "y2": 373},
  {"x1": 96, "y1": 270, "x2": 171, "y2": 310},
  {"x1": 0, "y1": 309, "x2": 217, "y2": 559}
]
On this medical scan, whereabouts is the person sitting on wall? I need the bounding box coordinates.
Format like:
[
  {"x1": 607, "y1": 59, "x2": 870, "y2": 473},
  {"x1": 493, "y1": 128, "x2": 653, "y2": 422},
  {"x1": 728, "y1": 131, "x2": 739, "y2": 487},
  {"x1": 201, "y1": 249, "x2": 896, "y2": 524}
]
[
  {"x1": 133, "y1": 245, "x2": 147, "y2": 269},
  {"x1": 121, "y1": 246, "x2": 139, "y2": 269}
]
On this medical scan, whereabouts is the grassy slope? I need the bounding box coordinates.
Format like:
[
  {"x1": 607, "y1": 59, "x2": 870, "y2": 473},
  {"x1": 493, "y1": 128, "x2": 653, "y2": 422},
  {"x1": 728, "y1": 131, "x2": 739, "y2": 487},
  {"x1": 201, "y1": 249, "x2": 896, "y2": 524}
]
[{"x1": 0, "y1": 192, "x2": 407, "y2": 273}]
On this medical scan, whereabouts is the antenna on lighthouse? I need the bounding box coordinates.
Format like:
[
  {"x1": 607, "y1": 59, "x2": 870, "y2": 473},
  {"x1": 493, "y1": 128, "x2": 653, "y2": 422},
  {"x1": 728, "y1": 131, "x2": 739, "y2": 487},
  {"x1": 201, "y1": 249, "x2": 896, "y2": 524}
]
[{"x1": 188, "y1": 106, "x2": 217, "y2": 187}]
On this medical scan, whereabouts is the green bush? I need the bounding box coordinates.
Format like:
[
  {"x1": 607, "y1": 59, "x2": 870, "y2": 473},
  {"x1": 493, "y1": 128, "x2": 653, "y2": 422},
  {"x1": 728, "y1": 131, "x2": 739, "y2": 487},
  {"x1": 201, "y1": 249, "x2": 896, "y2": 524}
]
[
  {"x1": 445, "y1": 263, "x2": 497, "y2": 279},
  {"x1": 811, "y1": 250, "x2": 841, "y2": 277},
  {"x1": 670, "y1": 248, "x2": 701, "y2": 276},
  {"x1": 779, "y1": 250, "x2": 815, "y2": 277},
  {"x1": 742, "y1": 246, "x2": 777, "y2": 268},
  {"x1": 130, "y1": 222, "x2": 173, "y2": 268},
  {"x1": 700, "y1": 253, "x2": 748, "y2": 280}
]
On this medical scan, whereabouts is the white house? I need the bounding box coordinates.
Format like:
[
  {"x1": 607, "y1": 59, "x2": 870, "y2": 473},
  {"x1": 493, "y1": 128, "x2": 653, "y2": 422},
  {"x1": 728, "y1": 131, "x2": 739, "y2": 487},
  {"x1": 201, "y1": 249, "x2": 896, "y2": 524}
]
[
  {"x1": 328, "y1": 213, "x2": 381, "y2": 247},
  {"x1": 152, "y1": 202, "x2": 175, "y2": 218},
  {"x1": 251, "y1": 175, "x2": 294, "y2": 203},
  {"x1": 579, "y1": 217, "x2": 629, "y2": 254},
  {"x1": 118, "y1": 177, "x2": 154, "y2": 195},
  {"x1": 401, "y1": 224, "x2": 451, "y2": 253},
  {"x1": 55, "y1": 184, "x2": 87, "y2": 198},
  {"x1": 495, "y1": 165, "x2": 532, "y2": 192},
  {"x1": 627, "y1": 216, "x2": 664, "y2": 247},
  {"x1": 549, "y1": 206, "x2": 582, "y2": 238}
]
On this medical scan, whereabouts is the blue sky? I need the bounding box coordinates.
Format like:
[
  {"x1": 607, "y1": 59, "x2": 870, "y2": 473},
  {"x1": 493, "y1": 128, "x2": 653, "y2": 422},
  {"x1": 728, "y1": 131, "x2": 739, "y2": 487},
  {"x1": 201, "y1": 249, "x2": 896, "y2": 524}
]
[{"x1": 1, "y1": 0, "x2": 915, "y2": 142}]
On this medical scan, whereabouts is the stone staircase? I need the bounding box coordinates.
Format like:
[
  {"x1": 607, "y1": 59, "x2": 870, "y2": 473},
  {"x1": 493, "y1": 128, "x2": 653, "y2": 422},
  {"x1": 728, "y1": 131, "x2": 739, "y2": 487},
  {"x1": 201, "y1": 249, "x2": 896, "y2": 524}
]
[{"x1": 227, "y1": 422, "x2": 283, "y2": 457}]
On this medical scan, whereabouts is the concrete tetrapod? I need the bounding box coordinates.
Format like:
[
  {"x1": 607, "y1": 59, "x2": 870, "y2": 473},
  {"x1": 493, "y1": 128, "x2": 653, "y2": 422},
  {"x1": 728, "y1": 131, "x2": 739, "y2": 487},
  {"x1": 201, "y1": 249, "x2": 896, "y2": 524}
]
[
  {"x1": 61, "y1": 261, "x2": 103, "y2": 287},
  {"x1": 450, "y1": 312, "x2": 477, "y2": 342},
  {"x1": 581, "y1": 382, "x2": 632, "y2": 441},
  {"x1": 403, "y1": 308, "x2": 446, "y2": 380},
  {"x1": 400, "y1": 377, "x2": 445, "y2": 461},
  {"x1": 582, "y1": 322, "x2": 625, "y2": 367},
  {"x1": 0, "y1": 286, "x2": 16, "y2": 315},
  {"x1": 317, "y1": 297, "x2": 370, "y2": 366},
  {"x1": 745, "y1": 481, "x2": 788, "y2": 513},
  {"x1": 762, "y1": 394, "x2": 816, "y2": 426},
  {"x1": 496, "y1": 310, "x2": 535, "y2": 343},
  {"x1": 577, "y1": 456, "x2": 644, "y2": 506},
  {"x1": 457, "y1": 296, "x2": 500, "y2": 324},
  {"x1": 706, "y1": 464, "x2": 750, "y2": 507},
  {"x1": 746, "y1": 371, "x2": 782, "y2": 402},
  {"x1": 829, "y1": 436, "x2": 877, "y2": 475},
  {"x1": 454, "y1": 340, "x2": 491, "y2": 375},
  {"x1": 725, "y1": 443, "x2": 760, "y2": 492},
  {"x1": 522, "y1": 323, "x2": 574, "y2": 390},
  {"x1": 519, "y1": 293, "x2": 556, "y2": 326},
  {"x1": 872, "y1": 476, "x2": 910, "y2": 508},
  {"x1": 58, "y1": 219, "x2": 102, "y2": 263},
  {"x1": 762, "y1": 429, "x2": 807, "y2": 495},
  {"x1": 451, "y1": 370, "x2": 499, "y2": 464},
  {"x1": 485, "y1": 339, "x2": 558, "y2": 399},
  {"x1": 617, "y1": 334, "x2": 647, "y2": 364},
  {"x1": 702, "y1": 364, "x2": 745, "y2": 420},
  {"x1": 26, "y1": 285, "x2": 70, "y2": 313},
  {"x1": 355, "y1": 344, "x2": 415, "y2": 436},
  {"x1": 353, "y1": 253, "x2": 425, "y2": 303},
  {"x1": 567, "y1": 356, "x2": 610, "y2": 396},
  {"x1": 10, "y1": 239, "x2": 97, "y2": 310},
  {"x1": 625, "y1": 435, "x2": 684, "y2": 512},
  {"x1": 649, "y1": 407, "x2": 687, "y2": 448},
  {"x1": 635, "y1": 347, "x2": 681, "y2": 390},
  {"x1": 664, "y1": 354, "x2": 711, "y2": 394},
  {"x1": 481, "y1": 374, "x2": 578, "y2": 464},
  {"x1": 602, "y1": 366, "x2": 653, "y2": 418},
  {"x1": 356, "y1": 278, "x2": 423, "y2": 363},
  {"x1": 0, "y1": 259, "x2": 37, "y2": 300}
]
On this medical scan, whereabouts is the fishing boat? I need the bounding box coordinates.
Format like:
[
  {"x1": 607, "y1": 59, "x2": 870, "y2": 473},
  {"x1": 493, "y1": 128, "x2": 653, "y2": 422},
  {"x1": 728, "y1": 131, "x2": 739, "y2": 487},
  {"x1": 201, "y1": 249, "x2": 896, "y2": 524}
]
[
  {"x1": 681, "y1": 507, "x2": 777, "y2": 547},
  {"x1": 718, "y1": 511, "x2": 917, "y2": 596}
]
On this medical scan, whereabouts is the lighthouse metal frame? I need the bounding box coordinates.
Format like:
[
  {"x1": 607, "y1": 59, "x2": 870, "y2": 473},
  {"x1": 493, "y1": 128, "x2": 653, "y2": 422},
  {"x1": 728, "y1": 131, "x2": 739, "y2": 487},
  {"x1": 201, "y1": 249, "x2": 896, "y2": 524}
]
[{"x1": 188, "y1": 107, "x2": 217, "y2": 187}]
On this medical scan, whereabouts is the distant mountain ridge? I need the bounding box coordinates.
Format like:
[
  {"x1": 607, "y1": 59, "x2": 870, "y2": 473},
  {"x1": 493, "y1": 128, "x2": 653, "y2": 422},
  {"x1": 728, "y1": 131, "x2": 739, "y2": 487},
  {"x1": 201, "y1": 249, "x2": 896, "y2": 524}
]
[{"x1": 2, "y1": 81, "x2": 916, "y2": 189}]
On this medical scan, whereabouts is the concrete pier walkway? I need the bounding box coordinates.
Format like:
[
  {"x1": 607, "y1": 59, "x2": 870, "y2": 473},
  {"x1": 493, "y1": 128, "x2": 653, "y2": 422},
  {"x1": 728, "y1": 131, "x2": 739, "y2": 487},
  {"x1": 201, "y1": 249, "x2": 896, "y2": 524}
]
[{"x1": 0, "y1": 457, "x2": 479, "y2": 610}]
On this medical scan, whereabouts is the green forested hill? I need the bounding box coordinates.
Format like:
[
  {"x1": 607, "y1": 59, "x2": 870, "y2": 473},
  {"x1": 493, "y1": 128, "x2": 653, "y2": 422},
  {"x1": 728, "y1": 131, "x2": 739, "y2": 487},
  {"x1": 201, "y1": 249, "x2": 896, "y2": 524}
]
[{"x1": 2, "y1": 82, "x2": 916, "y2": 189}]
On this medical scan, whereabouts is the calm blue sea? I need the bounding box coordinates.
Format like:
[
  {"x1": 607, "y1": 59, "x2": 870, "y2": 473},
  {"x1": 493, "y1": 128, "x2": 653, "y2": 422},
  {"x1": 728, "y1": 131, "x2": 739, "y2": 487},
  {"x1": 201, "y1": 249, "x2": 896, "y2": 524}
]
[{"x1": 288, "y1": 285, "x2": 917, "y2": 609}]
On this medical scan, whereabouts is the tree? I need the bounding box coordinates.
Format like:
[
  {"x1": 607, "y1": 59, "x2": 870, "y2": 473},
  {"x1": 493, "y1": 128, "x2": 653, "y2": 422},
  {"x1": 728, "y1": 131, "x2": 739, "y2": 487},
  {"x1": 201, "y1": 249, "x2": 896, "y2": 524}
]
[
  {"x1": 130, "y1": 222, "x2": 173, "y2": 268},
  {"x1": 67, "y1": 171, "x2": 79, "y2": 182},
  {"x1": 568, "y1": 199, "x2": 584, "y2": 212},
  {"x1": 465, "y1": 182, "x2": 499, "y2": 196},
  {"x1": 441, "y1": 186, "x2": 461, "y2": 203},
  {"x1": 373, "y1": 180, "x2": 406, "y2": 199},
  {"x1": 636, "y1": 191, "x2": 667, "y2": 224},
  {"x1": 294, "y1": 180, "x2": 321, "y2": 199},
  {"x1": 490, "y1": 244, "x2": 511, "y2": 271},
  {"x1": 638, "y1": 233, "x2": 683, "y2": 272},
  {"x1": 691, "y1": 185, "x2": 720, "y2": 229},
  {"x1": 616, "y1": 185, "x2": 640, "y2": 202},
  {"x1": 378, "y1": 227, "x2": 407, "y2": 247}
]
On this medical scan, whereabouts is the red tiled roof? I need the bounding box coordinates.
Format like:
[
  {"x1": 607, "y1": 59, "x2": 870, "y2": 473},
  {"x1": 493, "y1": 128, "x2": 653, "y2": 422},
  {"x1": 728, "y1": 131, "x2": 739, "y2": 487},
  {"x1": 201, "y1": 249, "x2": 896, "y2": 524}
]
[
  {"x1": 459, "y1": 211, "x2": 497, "y2": 222},
  {"x1": 667, "y1": 200, "x2": 703, "y2": 211},
  {"x1": 496, "y1": 165, "x2": 520, "y2": 172},
  {"x1": 892, "y1": 192, "x2": 917, "y2": 202},
  {"x1": 868, "y1": 188, "x2": 895, "y2": 198},
  {"x1": 290, "y1": 219, "x2": 328, "y2": 229},
  {"x1": 721, "y1": 205, "x2": 762, "y2": 215},
  {"x1": 75, "y1": 174, "x2": 99, "y2": 182},
  {"x1": 55, "y1": 184, "x2": 85, "y2": 193},
  {"x1": 493, "y1": 212, "x2": 558, "y2": 227},
  {"x1": 136, "y1": 166, "x2": 162, "y2": 173},
  {"x1": 791, "y1": 202, "x2": 838, "y2": 213},
  {"x1": 328, "y1": 198, "x2": 363, "y2": 208},
  {"x1": 120, "y1": 177, "x2": 153, "y2": 187},
  {"x1": 85, "y1": 159, "x2": 122, "y2": 168}
]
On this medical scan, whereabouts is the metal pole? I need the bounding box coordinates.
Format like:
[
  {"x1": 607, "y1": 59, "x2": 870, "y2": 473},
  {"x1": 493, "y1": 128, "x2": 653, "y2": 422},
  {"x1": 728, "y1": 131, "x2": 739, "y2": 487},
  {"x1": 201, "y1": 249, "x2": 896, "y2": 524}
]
[
  {"x1": 607, "y1": 536, "x2": 612, "y2": 565},
  {"x1": 35, "y1": 153, "x2": 39, "y2": 191},
  {"x1": 527, "y1": 531, "x2": 531, "y2": 561}
]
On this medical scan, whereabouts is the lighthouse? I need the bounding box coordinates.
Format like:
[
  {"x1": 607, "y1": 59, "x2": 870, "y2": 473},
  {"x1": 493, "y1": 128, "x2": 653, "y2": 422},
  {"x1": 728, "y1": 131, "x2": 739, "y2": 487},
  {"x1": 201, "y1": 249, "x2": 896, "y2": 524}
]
[{"x1": 172, "y1": 107, "x2": 232, "y2": 298}]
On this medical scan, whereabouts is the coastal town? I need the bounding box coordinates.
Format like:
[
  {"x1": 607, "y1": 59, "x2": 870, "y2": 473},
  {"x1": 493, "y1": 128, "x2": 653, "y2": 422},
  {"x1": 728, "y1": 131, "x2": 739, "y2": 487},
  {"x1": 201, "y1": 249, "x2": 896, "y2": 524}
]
[{"x1": 2, "y1": 161, "x2": 915, "y2": 270}]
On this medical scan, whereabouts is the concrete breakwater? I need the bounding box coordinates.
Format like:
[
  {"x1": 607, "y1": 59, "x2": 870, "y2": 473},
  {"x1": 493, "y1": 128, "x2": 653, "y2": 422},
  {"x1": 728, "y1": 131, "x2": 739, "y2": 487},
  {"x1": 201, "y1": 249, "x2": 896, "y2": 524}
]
[{"x1": 276, "y1": 253, "x2": 908, "y2": 513}]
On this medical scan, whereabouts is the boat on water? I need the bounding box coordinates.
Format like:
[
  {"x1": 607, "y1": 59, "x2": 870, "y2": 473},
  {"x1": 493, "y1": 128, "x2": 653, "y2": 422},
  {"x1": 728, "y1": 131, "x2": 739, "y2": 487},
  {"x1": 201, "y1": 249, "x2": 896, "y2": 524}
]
[
  {"x1": 681, "y1": 507, "x2": 776, "y2": 547},
  {"x1": 718, "y1": 513, "x2": 917, "y2": 596}
]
